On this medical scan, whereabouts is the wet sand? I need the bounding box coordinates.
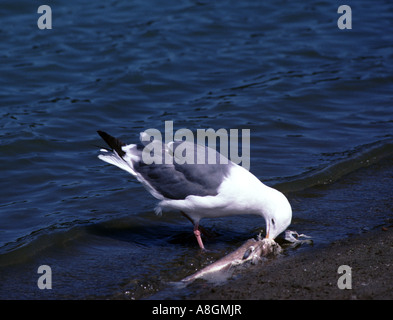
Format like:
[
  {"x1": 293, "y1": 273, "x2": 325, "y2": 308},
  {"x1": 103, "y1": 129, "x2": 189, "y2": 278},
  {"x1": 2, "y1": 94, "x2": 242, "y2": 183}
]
[
  {"x1": 186, "y1": 226, "x2": 393, "y2": 300},
  {"x1": 184, "y1": 156, "x2": 393, "y2": 300}
]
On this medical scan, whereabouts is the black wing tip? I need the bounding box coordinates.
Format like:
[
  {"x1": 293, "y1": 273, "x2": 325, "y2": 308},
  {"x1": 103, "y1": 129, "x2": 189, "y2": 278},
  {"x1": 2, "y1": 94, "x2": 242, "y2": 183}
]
[
  {"x1": 97, "y1": 130, "x2": 111, "y2": 140},
  {"x1": 97, "y1": 130, "x2": 126, "y2": 157}
]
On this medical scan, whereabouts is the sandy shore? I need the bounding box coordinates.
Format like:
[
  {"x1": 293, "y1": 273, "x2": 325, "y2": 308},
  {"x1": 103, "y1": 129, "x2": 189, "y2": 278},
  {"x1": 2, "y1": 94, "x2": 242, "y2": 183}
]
[
  {"x1": 181, "y1": 155, "x2": 393, "y2": 300},
  {"x1": 186, "y1": 226, "x2": 393, "y2": 300}
]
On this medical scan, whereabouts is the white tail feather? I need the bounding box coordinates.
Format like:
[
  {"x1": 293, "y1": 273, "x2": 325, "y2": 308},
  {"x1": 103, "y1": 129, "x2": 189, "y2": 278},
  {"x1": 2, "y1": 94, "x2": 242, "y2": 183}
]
[{"x1": 98, "y1": 150, "x2": 136, "y2": 176}]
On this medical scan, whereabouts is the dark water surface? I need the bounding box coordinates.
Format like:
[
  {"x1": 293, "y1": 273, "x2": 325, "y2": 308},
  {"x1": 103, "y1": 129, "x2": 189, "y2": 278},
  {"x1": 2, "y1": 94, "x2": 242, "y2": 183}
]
[{"x1": 1, "y1": 0, "x2": 392, "y2": 299}]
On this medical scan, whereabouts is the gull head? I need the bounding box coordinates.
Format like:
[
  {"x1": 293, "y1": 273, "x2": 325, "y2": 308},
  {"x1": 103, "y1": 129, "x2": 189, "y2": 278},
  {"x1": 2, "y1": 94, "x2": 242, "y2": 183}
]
[{"x1": 261, "y1": 187, "x2": 292, "y2": 240}]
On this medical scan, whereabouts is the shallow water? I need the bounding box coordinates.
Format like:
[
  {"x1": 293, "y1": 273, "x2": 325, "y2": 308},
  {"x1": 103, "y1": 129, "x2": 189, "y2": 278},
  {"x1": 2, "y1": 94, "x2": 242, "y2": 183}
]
[{"x1": 1, "y1": 0, "x2": 392, "y2": 299}]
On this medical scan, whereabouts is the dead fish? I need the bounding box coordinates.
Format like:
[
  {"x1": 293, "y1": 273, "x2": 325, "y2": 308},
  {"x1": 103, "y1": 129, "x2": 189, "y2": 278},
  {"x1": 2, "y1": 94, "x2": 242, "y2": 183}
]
[
  {"x1": 181, "y1": 237, "x2": 282, "y2": 283},
  {"x1": 284, "y1": 230, "x2": 313, "y2": 247}
]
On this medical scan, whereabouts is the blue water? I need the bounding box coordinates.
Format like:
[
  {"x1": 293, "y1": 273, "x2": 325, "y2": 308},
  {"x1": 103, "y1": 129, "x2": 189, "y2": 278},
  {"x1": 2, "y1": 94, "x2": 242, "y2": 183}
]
[{"x1": 1, "y1": 0, "x2": 393, "y2": 299}]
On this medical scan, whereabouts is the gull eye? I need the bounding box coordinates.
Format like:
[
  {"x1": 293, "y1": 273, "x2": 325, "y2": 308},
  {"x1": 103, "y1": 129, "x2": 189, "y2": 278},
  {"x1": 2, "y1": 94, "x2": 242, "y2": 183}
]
[{"x1": 271, "y1": 218, "x2": 275, "y2": 226}]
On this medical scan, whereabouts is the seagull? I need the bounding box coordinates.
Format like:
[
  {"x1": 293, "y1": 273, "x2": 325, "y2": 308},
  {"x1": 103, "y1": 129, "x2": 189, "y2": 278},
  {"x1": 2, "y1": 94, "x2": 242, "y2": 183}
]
[{"x1": 97, "y1": 130, "x2": 292, "y2": 250}]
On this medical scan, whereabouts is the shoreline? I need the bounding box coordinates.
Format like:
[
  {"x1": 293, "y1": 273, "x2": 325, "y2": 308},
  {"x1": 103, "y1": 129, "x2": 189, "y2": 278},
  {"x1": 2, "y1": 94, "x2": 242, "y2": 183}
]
[
  {"x1": 180, "y1": 155, "x2": 393, "y2": 300},
  {"x1": 185, "y1": 226, "x2": 393, "y2": 300}
]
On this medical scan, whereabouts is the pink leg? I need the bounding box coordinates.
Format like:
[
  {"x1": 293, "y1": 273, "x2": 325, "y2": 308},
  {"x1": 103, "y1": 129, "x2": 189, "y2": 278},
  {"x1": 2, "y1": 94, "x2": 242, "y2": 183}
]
[
  {"x1": 181, "y1": 211, "x2": 205, "y2": 249},
  {"x1": 194, "y1": 223, "x2": 205, "y2": 250}
]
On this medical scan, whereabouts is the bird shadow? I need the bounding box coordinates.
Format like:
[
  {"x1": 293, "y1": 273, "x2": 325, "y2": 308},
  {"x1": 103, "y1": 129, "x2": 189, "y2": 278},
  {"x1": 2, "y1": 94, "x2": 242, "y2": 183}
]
[{"x1": 85, "y1": 216, "x2": 259, "y2": 251}]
